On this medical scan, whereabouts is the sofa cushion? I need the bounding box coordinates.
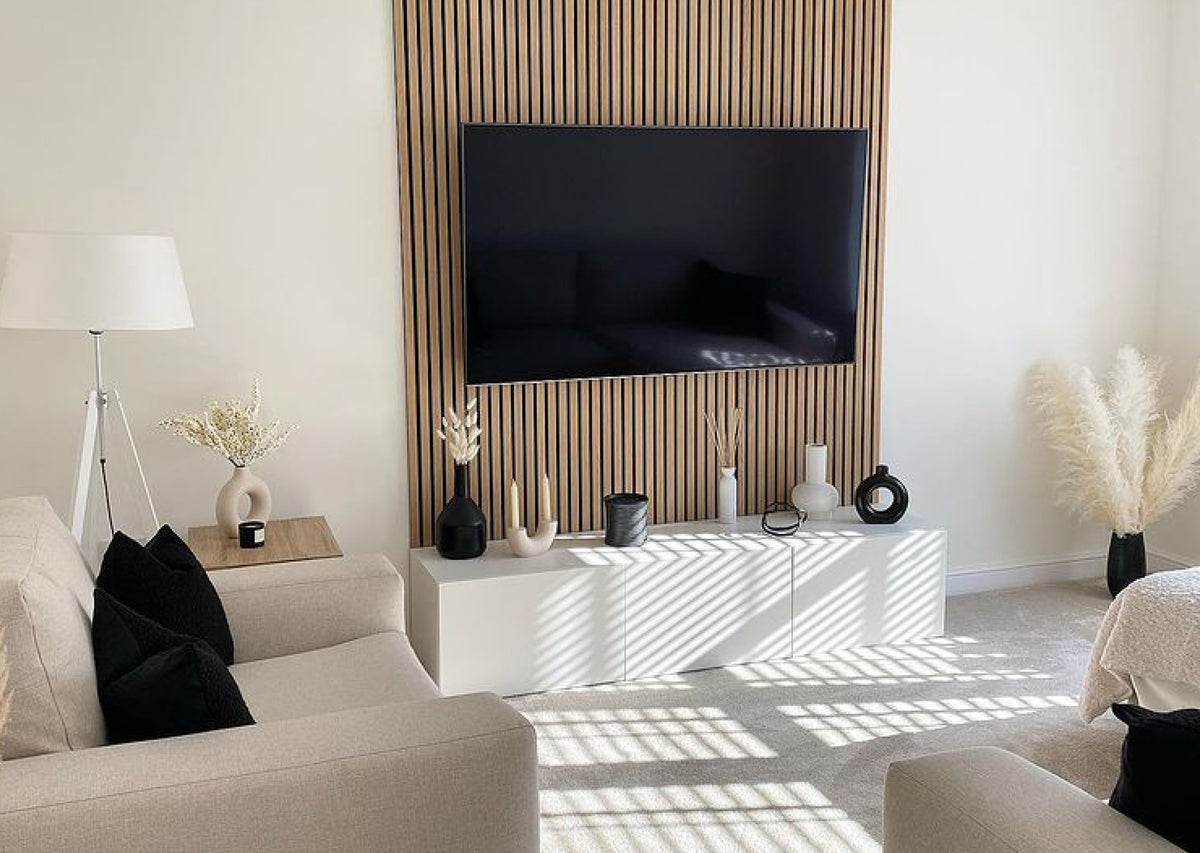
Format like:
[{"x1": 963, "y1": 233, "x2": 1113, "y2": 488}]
[
  {"x1": 0, "y1": 496, "x2": 105, "y2": 759},
  {"x1": 97, "y1": 527, "x2": 235, "y2": 664},
  {"x1": 230, "y1": 632, "x2": 439, "y2": 722},
  {"x1": 1111, "y1": 703, "x2": 1200, "y2": 852},
  {"x1": 92, "y1": 589, "x2": 254, "y2": 744}
]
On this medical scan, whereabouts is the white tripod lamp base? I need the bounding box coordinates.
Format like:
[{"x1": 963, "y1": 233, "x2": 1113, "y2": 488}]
[{"x1": 69, "y1": 386, "x2": 159, "y2": 544}]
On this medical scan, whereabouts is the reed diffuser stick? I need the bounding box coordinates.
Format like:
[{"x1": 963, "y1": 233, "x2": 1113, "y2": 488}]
[{"x1": 704, "y1": 407, "x2": 743, "y2": 468}]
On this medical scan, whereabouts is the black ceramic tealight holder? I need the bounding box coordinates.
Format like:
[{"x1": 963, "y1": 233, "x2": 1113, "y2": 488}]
[
  {"x1": 239, "y1": 520, "x2": 266, "y2": 549},
  {"x1": 603, "y1": 493, "x2": 649, "y2": 547}
]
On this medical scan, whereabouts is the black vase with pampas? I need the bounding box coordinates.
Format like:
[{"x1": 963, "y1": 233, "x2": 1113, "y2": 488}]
[
  {"x1": 1107, "y1": 532, "x2": 1146, "y2": 597},
  {"x1": 1029, "y1": 347, "x2": 1200, "y2": 601}
]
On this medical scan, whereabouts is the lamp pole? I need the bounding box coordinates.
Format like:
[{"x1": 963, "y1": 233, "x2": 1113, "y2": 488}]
[{"x1": 89, "y1": 330, "x2": 115, "y2": 534}]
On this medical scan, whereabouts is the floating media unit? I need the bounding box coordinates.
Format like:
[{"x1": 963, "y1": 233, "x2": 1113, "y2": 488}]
[{"x1": 410, "y1": 509, "x2": 948, "y2": 697}]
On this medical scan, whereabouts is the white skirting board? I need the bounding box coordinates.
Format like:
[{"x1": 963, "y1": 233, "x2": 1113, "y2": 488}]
[{"x1": 946, "y1": 550, "x2": 1194, "y2": 597}]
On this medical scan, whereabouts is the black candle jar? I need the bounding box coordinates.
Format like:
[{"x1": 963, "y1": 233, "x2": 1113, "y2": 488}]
[
  {"x1": 603, "y1": 493, "x2": 649, "y2": 547},
  {"x1": 239, "y1": 520, "x2": 266, "y2": 549}
]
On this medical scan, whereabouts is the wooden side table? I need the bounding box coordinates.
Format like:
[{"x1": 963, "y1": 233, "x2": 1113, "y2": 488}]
[{"x1": 188, "y1": 516, "x2": 342, "y2": 571}]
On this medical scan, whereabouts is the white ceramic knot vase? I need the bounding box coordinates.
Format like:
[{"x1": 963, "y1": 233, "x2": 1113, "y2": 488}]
[
  {"x1": 216, "y1": 465, "x2": 272, "y2": 538},
  {"x1": 791, "y1": 443, "x2": 839, "y2": 520},
  {"x1": 717, "y1": 467, "x2": 738, "y2": 524}
]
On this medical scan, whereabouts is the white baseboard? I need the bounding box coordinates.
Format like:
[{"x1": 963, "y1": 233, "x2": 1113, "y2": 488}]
[
  {"x1": 946, "y1": 549, "x2": 1196, "y2": 597},
  {"x1": 947, "y1": 553, "x2": 1104, "y2": 596},
  {"x1": 1150, "y1": 549, "x2": 1195, "y2": 571}
]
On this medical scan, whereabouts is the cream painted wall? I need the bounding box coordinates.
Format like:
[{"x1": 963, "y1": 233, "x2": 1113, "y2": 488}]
[
  {"x1": 1151, "y1": 0, "x2": 1200, "y2": 565},
  {"x1": 0, "y1": 1, "x2": 408, "y2": 563},
  {"x1": 882, "y1": 0, "x2": 1169, "y2": 577}
]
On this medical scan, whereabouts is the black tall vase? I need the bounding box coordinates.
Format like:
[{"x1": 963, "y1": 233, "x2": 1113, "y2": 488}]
[
  {"x1": 435, "y1": 464, "x2": 487, "y2": 559},
  {"x1": 1107, "y1": 532, "x2": 1146, "y2": 597}
]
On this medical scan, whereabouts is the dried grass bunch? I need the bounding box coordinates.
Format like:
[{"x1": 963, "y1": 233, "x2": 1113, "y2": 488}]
[
  {"x1": 1030, "y1": 347, "x2": 1200, "y2": 535},
  {"x1": 159, "y1": 379, "x2": 297, "y2": 468},
  {"x1": 704, "y1": 407, "x2": 743, "y2": 469},
  {"x1": 437, "y1": 398, "x2": 480, "y2": 466},
  {"x1": 0, "y1": 630, "x2": 11, "y2": 760}
]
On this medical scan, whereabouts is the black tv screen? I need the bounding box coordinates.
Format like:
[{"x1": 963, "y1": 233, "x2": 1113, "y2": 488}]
[{"x1": 461, "y1": 124, "x2": 868, "y2": 385}]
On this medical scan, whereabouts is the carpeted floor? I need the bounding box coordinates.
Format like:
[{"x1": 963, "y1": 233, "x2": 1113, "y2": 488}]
[{"x1": 509, "y1": 579, "x2": 1126, "y2": 853}]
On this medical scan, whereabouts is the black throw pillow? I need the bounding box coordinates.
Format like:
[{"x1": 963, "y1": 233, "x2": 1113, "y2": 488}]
[
  {"x1": 1110, "y1": 703, "x2": 1200, "y2": 851},
  {"x1": 97, "y1": 527, "x2": 235, "y2": 664},
  {"x1": 92, "y1": 589, "x2": 254, "y2": 744}
]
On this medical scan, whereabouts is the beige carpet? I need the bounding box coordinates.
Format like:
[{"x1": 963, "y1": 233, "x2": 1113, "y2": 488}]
[{"x1": 509, "y1": 579, "x2": 1127, "y2": 853}]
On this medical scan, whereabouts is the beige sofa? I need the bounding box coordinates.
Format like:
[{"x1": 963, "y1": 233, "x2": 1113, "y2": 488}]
[
  {"x1": 0, "y1": 496, "x2": 539, "y2": 853},
  {"x1": 884, "y1": 747, "x2": 1182, "y2": 852}
]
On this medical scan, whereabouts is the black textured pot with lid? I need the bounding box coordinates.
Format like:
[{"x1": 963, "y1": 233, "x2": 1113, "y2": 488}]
[{"x1": 604, "y1": 493, "x2": 649, "y2": 548}]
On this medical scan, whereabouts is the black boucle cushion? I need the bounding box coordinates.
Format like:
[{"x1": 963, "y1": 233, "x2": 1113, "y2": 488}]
[
  {"x1": 92, "y1": 589, "x2": 253, "y2": 744},
  {"x1": 1110, "y1": 703, "x2": 1200, "y2": 852},
  {"x1": 97, "y1": 527, "x2": 235, "y2": 664}
]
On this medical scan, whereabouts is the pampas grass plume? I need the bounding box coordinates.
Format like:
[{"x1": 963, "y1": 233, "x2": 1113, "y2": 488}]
[{"x1": 1031, "y1": 347, "x2": 1200, "y2": 534}]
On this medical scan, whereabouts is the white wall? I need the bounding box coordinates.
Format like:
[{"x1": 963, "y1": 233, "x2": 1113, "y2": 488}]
[
  {"x1": 1152, "y1": 0, "x2": 1200, "y2": 564},
  {"x1": 883, "y1": 0, "x2": 1169, "y2": 578},
  {"x1": 0, "y1": 1, "x2": 408, "y2": 563}
]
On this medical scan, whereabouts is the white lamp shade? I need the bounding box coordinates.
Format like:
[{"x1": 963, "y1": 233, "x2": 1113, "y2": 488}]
[{"x1": 0, "y1": 232, "x2": 193, "y2": 331}]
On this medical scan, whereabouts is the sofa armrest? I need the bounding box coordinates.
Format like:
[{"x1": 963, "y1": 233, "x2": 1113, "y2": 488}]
[
  {"x1": 884, "y1": 747, "x2": 1182, "y2": 853},
  {"x1": 211, "y1": 554, "x2": 406, "y2": 663},
  {"x1": 0, "y1": 692, "x2": 538, "y2": 853}
]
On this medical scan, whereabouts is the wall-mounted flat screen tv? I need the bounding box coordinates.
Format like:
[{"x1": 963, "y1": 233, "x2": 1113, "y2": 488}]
[{"x1": 461, "y1": 124, "x2": 868, "y2": 385}]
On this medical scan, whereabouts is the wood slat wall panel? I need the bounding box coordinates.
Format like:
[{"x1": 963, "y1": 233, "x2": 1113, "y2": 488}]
[{"x1": 395, "y1": 0, "x2": 891, "y2": 546}]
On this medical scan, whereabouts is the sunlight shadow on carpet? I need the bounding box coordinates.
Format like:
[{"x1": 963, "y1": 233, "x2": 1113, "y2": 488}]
[
  {"x1": 541, "y1": 782, "x2": 881, "y2": 853},
  {"x1": 728, "y1": 635, "x2": 1055, "y2": 688},
  {"x1": 779, "y1": 694, "x2": 1079, "y2": 747},
  {"x1": 528, "y1": 707, "x2": 777, "y2": 766}
]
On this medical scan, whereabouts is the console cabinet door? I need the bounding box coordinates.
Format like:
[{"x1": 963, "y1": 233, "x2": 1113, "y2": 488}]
[
  {"x1": 625, "y1": 532, "x2": 792, "y2": 680},
  {"x1": 791, "y1": 528, "x2": 947, "y2": 656}
]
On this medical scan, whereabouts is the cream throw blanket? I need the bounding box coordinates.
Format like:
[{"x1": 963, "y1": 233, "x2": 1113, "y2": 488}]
[{"x1": 1080, "y1": 567, "x2": 1200, "y2": 722}]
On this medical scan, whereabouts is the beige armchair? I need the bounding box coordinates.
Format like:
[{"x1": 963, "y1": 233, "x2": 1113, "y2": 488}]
[
  {"x1": 884, "y1": 747, "x2": 1182, "y2": 853},
  {"x1": 0, "y1": 497, "x2": 539, "y2": 853}
]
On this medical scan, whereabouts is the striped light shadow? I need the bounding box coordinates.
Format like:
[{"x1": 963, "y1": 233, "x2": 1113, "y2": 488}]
[
  {"x1": 881, "y1": 530, "x2": 948, "y2": 643},
  {"x1": 533, "y1": 566, "x2": 624, "y2": 691},
  {"x1": 779, "y1": 694, "x2": 1079, "y2": 748},
  {"x1": 527, "y1": 706, "x2": 776, "y2": 768},
  {"x1": 541, "y1": 781, "x2": 880, "y2": 853},
  {"x1": 623, "y1": 535, "x2": 793, "y2": 677},
  {"x1": 728, "y1": 635, "x2": 1052, "y2": 689}
]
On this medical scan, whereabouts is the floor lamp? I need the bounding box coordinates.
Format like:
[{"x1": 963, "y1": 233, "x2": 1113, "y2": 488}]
[{"x1": 0, "y1": 233, "x2": 193, "y2": 542}]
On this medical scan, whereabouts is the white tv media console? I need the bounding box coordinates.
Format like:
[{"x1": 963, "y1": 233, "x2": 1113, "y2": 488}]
[{"x1": 410, "y1": 509, "x2": 947, "y2": 697}]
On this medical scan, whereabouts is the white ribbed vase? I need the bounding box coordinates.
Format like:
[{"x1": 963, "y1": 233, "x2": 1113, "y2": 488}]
[
  {"x1": 791, "y1": 443, "x2": 839, "y2": 520},
  {"x1": 216, "y1": 465, "x2": 272, "y2": 538}
]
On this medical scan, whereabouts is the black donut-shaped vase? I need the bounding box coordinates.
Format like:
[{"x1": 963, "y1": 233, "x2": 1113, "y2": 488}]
[{"x1": 854, "y1": 465, "x2": 909, "y2": 525}]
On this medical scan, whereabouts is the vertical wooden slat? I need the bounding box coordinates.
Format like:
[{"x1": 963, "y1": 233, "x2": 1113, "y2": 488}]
[{"x1": 396, "y1": 0, "x2": 892, "y2": 546}]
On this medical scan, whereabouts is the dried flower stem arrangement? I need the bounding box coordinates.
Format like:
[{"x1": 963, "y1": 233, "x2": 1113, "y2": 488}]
[
  {"x1": 704, "y1": 407, "x2": 743, "y2": 468},
  {"x1": 159, "y1": 379, "x2": 296, "y2": 468},
  {"x1": 436, "y1": 398, "x2": 481, "y2": 466},
  {"x1": 1030, "y1": 346, "x2": 1200, "y2": 535}
]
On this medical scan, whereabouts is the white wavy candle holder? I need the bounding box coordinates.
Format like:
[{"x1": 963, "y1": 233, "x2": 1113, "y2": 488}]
[
  {"x1": 506, "y1": 475, "x2": 558, "y2": 557},
  {"x1": 506, "y1": 520, "x2": 558, "y2": 558}
]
